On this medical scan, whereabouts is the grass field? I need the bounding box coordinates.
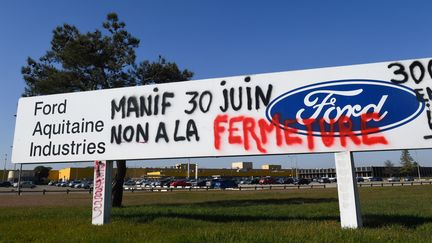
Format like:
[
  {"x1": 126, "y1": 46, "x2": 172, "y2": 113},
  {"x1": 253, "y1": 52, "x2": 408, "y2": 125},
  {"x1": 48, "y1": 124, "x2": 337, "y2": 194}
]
[{"x1": 0, "y1": 185, "x2": 431, "y2": 242}]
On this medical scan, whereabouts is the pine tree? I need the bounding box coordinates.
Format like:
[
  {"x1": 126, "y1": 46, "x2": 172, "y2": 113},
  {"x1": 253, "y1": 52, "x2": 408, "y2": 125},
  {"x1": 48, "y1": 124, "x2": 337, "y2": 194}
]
[
  {"x1": 399, "y1": 150, "x2": 415, "y2": 176},
  {"x1": 21, "y1": 13, "x2": 193, "y2": 207},
  {"x1": 384, "y1": 160, "x2": 397, "y2": 177}
]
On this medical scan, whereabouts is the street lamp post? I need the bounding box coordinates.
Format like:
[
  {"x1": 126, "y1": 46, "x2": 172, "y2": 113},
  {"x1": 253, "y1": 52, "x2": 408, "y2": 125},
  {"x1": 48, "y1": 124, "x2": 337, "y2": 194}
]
[
  {"x1": 187, "y1": 158, "x2": 190, "y2": 179},
  {"x1": 417, "y1": 164, "x2": 421, "y2": 180},
  {"x1": 2, "y1": 154, "x2": 6, "y2": 181}
]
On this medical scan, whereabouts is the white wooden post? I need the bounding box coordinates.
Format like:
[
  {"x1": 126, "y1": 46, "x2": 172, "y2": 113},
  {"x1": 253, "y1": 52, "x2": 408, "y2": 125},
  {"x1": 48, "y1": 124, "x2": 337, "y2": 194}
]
[
  {"x1": 334, "y1": 151, "x2": 362, "y2": 228},
  {"x1": 92, "y1": 160, "x2": 113, "y2": 225}
]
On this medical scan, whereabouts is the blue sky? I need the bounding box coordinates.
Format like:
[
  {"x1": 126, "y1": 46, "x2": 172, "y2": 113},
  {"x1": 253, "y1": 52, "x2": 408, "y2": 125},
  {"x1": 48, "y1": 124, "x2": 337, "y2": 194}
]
[{"x1": 1, "y1": 1, "x2": 432, "y2": 170}]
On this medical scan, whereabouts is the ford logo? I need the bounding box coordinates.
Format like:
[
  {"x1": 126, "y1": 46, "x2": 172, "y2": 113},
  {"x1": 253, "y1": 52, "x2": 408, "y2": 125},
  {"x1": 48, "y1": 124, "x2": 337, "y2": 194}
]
[{"x1": 266, "y1": 80, "x2": 424, "y2": 136}]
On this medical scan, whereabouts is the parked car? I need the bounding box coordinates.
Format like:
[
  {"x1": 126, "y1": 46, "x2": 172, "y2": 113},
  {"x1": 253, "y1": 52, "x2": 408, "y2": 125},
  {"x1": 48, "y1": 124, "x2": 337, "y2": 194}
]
[
  {"x1": 240, "y1": 179, "x2": 252, "y2": 185},
  {"x1": 283, "y1": 177, "x2": 295, "y2": 184},
  {"x1": 329, "y1": 177, "x2": 337, "y2": 183},
  {"x1": 123, "y1": 180, "x2": 136, "y2": 186},
  {"x1": 0, "y1": 181, "x2": 12, "y2": 187},
  {"x1": 47, "y1": 180, "x2": 57, "y2": 186},
  {"x1": 294, "y1": 178, "x2": 310, "y2": 185},
  {"x1": 206, "y1": 179, "x2": 220, "y2": 188},
  {"x1": 79, "y1": 181, "x2": 91, "y2": 189},
  {"x1": 369, "y1": 177, "x2": 383, "y2": 182},
  {"x1": 250, "y1": 178, "x2": 260, "y2": 184},
  {"x1": 404, "y1": 176, "x2": 414, "y2": 182},
  {"x1": 318, "y1": 177, "x2": 331, "y2": 183},
  {"x1": 69, "y1": 180, "x2": 81, "y2": 187},
  {"x1": 356, "y1": 177, "x2": 364, "y2": 182},
  {"x1": 160, "y1": 179, "x2": 175, "y2": 187},
  {"x1": 213, "y1": 179, "x2": 238, "y2": 189},
  {"x1": 191, "y1": 180, "x2": 207, "y2": 187},
  {"x1": 388, "y1": 177, "x2": 400, "y2": 182},
  {"x1": 170, "y1": 180, "x2": 191, "y2": 187},
  {"x1": 259, "y1": 177, "x2": 276, "y2": 184},
  {"x1": 13, "y1": 181, "x2": 35, "y2": 188}
]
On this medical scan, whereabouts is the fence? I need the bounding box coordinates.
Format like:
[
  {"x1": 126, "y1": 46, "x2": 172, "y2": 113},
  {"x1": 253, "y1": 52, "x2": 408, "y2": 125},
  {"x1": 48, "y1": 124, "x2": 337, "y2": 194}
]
[{"x1": 0, "y1": 181, "x2": 430, "y2": 195}]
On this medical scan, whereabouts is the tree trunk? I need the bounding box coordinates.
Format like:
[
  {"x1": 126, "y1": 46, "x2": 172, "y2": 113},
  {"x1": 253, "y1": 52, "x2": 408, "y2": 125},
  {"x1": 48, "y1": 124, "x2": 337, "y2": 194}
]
[{"x1": 112, "y1": 160, "x2": 127, "y2": 207}]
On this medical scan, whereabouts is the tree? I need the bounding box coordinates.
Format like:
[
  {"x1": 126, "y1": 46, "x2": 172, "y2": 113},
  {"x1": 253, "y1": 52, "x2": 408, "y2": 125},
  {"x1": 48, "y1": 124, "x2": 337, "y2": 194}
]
[
  {"x1": 399, "y1": 149, "x2": 416, "y2": 176},
  {"x1": 22, "y1": 13, "x2": 193, "y2": 207},
  {"x1": 383, "y1": 160, "x2": 397, "y2": 177},
  {"x1": 33, "y1": 166, "x2": 52, "y2": 183}
]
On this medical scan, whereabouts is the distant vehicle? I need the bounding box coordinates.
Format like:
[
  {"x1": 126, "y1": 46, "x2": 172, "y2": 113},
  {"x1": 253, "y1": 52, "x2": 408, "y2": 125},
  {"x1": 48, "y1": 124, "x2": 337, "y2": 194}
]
[
  {"x1": 69, "y1": 180, "x2": 81, "y2": 187},
  {"x1": 294, "y1": 178, "x2": 310, "y2": 185},
  {"x1": 123, "y1": 180, "x2": 136, "y2": 186},
  {"x1": 139, "y1": 181, "x2": 152, "y2": 187},
  {"x1": 283, "y1": 177, "x2": 295, "y2": 184},
  {"x1": 318, "y1": 177, "x2": 330, "y2": 183},
  {"x1": 259, "y1": 177, "x2": 276, "y2": 184},
  {"x1": 388, "y1": 177, "x2": 400, "y2": 182},
  {"x1": 79, "y1": 181, "x2": 91, "y2": 189},
  {"x1": 239, "y1": 179, "x2": 252, "y2": 185},
  {"x1": 170, "y1": 180, "x2": 191, "y2": 187},
  {"x1": 356, "y1": 177, "x2": 364, "y2": 183},
  {"x1": 329, "y1": 177, "x2": 337, "y2": 183},
  {"x1": 13, "y1": 181, "x2": 35, "y2": 188},
  {"x1": 250, "y1": 178, "x2": 260, "y2": 184},
  {"x1": 74, "y1": 181, "x2": 89, "y2": 188},
  {"x1": 47, "y1": 180, "x2": 57, "y2": 186},
  {"x1": 160, "y1": 179, "x2": 174, "y2": 187},
  {"x1": 191, "y1": 180, "x2": 207, "y2": 187},
  {"x1": 206, "y1": 179, "x2": 219, "y2": 188},
  {"x1": 213, "y1": 179, "x2": 238, "y2": 189},
  {"x1": 369, "y1": 177, "x2": 383, "y2": 182},
  {"x1": 0, "y1": 181, "x2": 12, "y2": 187},
  {"x1": 135, "y1": 179, "x2": 148, "y2": 186},
  {"x1": 404, "y1": 176, "x2": 414, "y2": 182}
]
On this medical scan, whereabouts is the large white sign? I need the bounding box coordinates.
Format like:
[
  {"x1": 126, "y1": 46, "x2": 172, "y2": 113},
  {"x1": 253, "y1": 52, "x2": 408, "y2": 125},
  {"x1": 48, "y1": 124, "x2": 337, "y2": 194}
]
[{"x1": 12, "y1": 58, "x2": 432, "y2": 163}]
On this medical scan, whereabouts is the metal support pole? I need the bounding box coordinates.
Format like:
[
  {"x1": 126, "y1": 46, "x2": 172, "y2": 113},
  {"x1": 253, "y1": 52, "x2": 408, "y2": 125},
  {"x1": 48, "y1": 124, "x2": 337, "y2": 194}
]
[
  {"x1": 2, "y1": 154, "x2": 7, "y2": 181},
  {"x1": 92, "y1": 160, "x2": 113, "y2": 225},
  {"x1": 335, "y1": 151, "x2": 362, "y2": 228},
  {"x1": 17, "y1": 164, "x2": 22, "y2": 195},
  {"x1": 187, "y1": 159, "x2": 190, "y2": 179},
  {"x1": 417, "y1": 164, "x2": 421, "y2": 180}
]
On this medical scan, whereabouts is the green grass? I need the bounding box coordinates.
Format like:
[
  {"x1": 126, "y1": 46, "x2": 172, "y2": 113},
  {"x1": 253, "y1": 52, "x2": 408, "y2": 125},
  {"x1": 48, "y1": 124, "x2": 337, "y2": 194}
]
[{"x1": 0, "y1": 186, "x2": 431, "y2": 242}]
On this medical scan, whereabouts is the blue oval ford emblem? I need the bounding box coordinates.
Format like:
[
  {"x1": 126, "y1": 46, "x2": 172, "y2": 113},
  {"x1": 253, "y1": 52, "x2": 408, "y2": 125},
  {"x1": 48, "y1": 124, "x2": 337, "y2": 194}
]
[{"x1": 265, "y1": 80, "x2": 424, "y2": 136}]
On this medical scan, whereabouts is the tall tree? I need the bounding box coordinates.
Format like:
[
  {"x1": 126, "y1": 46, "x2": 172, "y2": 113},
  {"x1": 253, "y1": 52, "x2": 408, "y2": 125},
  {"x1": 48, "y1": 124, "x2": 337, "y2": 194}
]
[
  {"x1": 383, "y1": 160, "x2": 397, "y2": 177},
  {"x1": 22, "y1": 13, "x2": 193, "y2": 207},
  {"x1": 399, "y1": 149, "x2": 416, "y2": 176},
  {"x1": 33, "y1": 166, "x2": 52, "y2": 184}
]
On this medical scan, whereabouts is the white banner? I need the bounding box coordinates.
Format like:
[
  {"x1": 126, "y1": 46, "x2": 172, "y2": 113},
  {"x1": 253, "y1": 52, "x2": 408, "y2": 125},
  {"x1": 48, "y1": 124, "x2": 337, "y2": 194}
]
[{"x1": 12, "y1": 58, "x2": 432, "y2": 163}]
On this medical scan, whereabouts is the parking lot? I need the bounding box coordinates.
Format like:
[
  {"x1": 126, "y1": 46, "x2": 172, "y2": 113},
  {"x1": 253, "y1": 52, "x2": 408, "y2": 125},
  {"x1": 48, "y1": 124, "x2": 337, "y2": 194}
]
[{"x1": 1, "y1": 178, "x2": 431, "y2": 196}]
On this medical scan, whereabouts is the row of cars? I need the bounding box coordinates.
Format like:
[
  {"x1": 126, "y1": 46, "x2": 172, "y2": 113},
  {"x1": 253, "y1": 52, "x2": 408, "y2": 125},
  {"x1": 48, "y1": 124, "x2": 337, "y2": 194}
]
[
  {"x1": 47, "y1": 180, "x2": 93, "y2": 189},
  {"x1": 241, "y1": 177, "x2": 311, "y2": 185},
  {"x1": 124, "y1": 178, "x2": 234, "y2": 189},
  {"x1": 123, "y1": 177, "x2": 313, "y2": 189},
  {"x1": 0, "y1": 181, "x2": 36, "y2": 188},
  {"x1": 308, "y1": 176, "x2": 416, "y2": 183}
]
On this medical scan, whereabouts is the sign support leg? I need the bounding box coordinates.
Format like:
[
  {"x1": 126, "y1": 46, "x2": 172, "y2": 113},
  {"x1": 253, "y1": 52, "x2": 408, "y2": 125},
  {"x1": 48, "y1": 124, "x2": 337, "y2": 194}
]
[
  {"x1": 92, "y1": 160, "x2": 113, "y2": 225},
  {"x1": 334, "y1": 151, "x2": 362, "y2": 228}
]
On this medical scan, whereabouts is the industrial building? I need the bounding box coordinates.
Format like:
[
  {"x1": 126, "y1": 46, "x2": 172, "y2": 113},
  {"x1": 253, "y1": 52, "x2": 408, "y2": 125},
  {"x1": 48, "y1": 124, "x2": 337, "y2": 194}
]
[
  {"x1": 298, "y1": 166, "x2": 432, "y2": 179},
  {"x1": 231, "y1": 162, "x2": 253, "y2": 170},
  {"x1": 261, "y1": 164, "x2": 282, "y2": 170},
  {"x1": 49, "y1": 166, "x2": 294, "y2": 180},
  {"x1": 3, "y1": 163, "x2": 431, "y2": 182}
]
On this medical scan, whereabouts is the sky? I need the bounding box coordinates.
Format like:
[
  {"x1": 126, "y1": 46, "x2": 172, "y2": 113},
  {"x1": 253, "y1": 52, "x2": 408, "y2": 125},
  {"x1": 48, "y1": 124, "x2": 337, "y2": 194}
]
[{"x1": 1, "y1": 1, "x2": 432, "y2": 170}]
